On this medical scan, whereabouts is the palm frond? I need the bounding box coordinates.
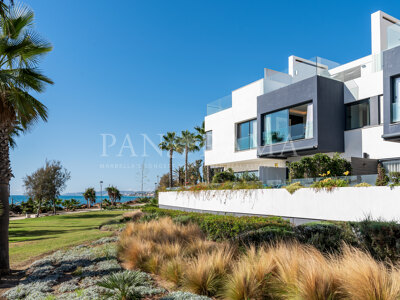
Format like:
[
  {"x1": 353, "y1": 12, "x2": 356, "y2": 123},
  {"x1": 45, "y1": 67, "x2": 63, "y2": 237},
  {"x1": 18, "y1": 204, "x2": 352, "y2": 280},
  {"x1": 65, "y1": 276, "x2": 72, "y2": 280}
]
[
  {"x1": 2, "y1": 3, "x2": 33, "y2": 39},
  {"x1": 8, "y1": 123, "x2": 22, "y2": 148},
  {"x1": 11, "y1": 88, "x2": 48, "y2": 129}
]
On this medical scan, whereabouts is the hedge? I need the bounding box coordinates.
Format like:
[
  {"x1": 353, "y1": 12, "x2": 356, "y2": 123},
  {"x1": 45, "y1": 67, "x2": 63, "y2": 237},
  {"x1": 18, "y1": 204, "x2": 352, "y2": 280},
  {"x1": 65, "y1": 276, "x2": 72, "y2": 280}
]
[
  {"x1": 233, "y1": 226, "x2": 295, "y2": 247},
  {"x1": 294, "y1": 222, "x2": 358, "y2": 253},
  {"x1": 141, "y1": 206, "x2": 291, "y2": 240},
  {"x1": 351, "y1": 219, "x2": 400, "y2": 261}
]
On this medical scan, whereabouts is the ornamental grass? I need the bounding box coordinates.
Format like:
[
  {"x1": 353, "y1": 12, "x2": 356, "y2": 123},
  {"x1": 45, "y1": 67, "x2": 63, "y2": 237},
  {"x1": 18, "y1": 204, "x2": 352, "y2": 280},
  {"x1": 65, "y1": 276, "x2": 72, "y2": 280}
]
[{"x1": 119, "y1": 216, "x2": 400, "y2": 299}]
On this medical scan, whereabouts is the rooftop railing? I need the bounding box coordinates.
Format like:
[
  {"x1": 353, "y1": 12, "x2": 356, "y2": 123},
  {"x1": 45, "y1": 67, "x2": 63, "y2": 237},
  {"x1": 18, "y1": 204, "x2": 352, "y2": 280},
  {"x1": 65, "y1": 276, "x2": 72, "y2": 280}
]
[
  {"x1": 264, "y1": 55, "x2": 383, "y2": 95},
  {"x1": 206, "y1": 94, "x2": 232, "y2": 116},
  {"x1": 387, "y1": 22, "x2": 400, "y2": 50}
]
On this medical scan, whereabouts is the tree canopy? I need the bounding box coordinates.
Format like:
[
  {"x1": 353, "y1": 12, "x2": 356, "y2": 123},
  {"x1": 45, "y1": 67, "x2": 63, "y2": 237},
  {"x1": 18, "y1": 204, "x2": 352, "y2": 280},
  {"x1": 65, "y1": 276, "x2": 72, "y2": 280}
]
[{"x1": 23, "y1": 160, "x2": 70, "y2": 216}]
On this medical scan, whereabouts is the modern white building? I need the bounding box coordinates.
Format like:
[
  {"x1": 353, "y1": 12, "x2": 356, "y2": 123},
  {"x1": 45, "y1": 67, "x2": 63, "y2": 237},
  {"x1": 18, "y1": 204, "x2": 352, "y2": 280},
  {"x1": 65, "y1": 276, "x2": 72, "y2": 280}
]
[{"x1": 204, "y1": 11, "x2": 400, "y2": 183}]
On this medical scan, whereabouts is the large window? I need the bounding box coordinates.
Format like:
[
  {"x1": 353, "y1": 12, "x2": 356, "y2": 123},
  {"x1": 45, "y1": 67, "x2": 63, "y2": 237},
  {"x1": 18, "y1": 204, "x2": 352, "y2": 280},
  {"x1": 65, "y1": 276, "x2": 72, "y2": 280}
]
[
  {"x1": 262, "y1": 103, "x2": 313, "y2": 145},
  {"x1": 205, "y1": 131, "x2": 212, "y2": 150},
  {"x1": 345, "y1": 99, "x2": 370, "y2": 130},
  {"x1": 392, "y1": 76, "x2": 400, "y2": 123},
  {"x1": 236, "y1": 119, "x2": 257, "y2": 151}
]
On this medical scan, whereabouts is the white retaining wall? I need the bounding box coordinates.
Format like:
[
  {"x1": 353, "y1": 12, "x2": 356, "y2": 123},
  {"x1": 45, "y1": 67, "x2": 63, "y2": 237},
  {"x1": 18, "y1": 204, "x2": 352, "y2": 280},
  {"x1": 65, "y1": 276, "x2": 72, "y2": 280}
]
[{"x1": 159, "y1": 187, "x2": 400, "y2": 222}]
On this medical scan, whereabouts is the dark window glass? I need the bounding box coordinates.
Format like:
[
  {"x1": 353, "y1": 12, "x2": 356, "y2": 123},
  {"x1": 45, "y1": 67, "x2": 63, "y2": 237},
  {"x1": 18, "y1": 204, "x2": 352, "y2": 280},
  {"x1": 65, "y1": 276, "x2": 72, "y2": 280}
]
[
  {"x1": 392, "y1": 77, "x2": 400, "y2": 123},
  {"x1": 345, "y1": 100, "x2": 370, "y2": 130}
]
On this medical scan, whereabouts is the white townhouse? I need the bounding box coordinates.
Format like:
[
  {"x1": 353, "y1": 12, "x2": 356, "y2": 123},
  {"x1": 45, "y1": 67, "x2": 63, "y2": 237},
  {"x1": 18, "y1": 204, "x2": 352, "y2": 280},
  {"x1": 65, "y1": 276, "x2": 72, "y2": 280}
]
[{"x1": 204, "y1": 11, "x2": 400, "y2": 183}]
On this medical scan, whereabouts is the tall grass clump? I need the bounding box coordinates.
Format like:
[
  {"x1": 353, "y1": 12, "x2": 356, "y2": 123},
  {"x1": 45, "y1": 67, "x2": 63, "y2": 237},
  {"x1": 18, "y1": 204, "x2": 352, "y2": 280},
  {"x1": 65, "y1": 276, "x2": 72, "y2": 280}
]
[
  {"x1": 181, "y1": 247, "x2": 234, "y2": 296},
  {"x1": 118, "y1": 217, "x2": 220, "y2": 284},
  {"x1": 223, "y1": 246, "x2": 275, "y2": 300},
  {"x1": 334, "y1": 246, "x2": 400, "y2": 300}
]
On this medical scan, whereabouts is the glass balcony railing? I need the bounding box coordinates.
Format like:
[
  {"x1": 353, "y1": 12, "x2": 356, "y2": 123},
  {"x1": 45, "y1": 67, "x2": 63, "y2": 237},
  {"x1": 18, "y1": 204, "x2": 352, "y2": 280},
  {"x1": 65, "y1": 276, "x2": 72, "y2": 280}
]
[
  {"x1": 235, "y1": 136, "x2": 257, "y2": 151},
  {"x1": 263, "y1": 55, "x2": 382, "y2": 96},
  {"x1": 262, "y1": 123, "x2": 311, "y2": 145},
  {"x1": 392, "y1": 102, "x2": 400, "y2": 123},
  {"x1": 206, "y1": 94, "x2": 232, "y2": 116},
  {"x1": 387, "y1": 23, "x2": 400, "y2": 50},
  {"x1": 264, "y1": 174, "x2": 378, "y2": 188}
]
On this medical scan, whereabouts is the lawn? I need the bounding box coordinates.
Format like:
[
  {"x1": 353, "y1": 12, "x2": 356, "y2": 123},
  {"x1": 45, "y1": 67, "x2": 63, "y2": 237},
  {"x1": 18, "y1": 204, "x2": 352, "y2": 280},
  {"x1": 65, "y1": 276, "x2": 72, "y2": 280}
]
[{"x1": 8, "y1": 210, "x2": 124, "y2": 266}]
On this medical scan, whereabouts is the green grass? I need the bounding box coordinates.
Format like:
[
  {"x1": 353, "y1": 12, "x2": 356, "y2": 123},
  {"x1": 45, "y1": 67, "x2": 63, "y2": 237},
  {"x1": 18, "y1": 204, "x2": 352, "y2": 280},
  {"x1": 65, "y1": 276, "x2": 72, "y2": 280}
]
[{"x1": 9, "y1": 211, "x2": 124, "y2": 266}]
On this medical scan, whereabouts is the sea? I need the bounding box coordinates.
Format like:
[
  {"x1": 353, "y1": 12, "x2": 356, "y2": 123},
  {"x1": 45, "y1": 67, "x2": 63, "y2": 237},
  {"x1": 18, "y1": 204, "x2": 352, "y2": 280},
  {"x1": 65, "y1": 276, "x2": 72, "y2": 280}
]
[{"x1": 9, "y1": 195, "x2": 139, "y2": 205}]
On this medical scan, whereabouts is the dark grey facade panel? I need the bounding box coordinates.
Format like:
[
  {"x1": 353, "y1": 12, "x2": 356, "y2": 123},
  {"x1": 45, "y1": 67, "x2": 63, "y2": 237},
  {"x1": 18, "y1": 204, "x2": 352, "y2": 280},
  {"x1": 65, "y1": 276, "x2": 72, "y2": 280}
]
[
  {"x1": 257, "y1": 75, "x2": 344, "y2": 157},
  {"x1": 316, "y1": 76, "x2": 345, "y2": 153},
  {"x1": 370, "y1": 96, "x2": 380, "y2": 126},
  {"x1": 383, "y1": 45, "x2": 400, "y2": 141}
]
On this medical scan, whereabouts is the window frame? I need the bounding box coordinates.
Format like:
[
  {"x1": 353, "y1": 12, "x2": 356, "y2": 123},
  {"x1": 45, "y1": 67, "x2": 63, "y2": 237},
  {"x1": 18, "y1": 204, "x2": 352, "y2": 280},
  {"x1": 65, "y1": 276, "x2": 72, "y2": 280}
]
[
  {"x1": 391, "y1": 75, "x2": 400, "y2": 124},
  {"x1": 235, "y1": 118, "x2": 257, "y2": 151},
  {"x1": 261, "y1": 101, "x2": 313, "y2": 146}
]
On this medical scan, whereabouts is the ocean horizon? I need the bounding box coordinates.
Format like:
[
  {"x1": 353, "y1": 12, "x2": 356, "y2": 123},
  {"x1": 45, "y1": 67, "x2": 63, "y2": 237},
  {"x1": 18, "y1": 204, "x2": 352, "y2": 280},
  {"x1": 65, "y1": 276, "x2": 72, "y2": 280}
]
[{"x1": 9, "y1": 195, "x2": 139, "y2": 205}]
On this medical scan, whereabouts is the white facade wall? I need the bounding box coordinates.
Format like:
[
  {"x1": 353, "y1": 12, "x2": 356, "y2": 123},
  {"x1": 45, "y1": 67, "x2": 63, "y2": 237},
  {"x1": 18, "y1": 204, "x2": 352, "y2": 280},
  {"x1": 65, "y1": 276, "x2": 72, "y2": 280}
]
[
  {"x1": 345, "y1": 126, "x2": 400, "y2": 159},
  {"x1": 204, "y1": 79, "x2": 285, "y2": 171},
  {"x1": 159, "y1": 187, "x2": 400, "y2": 222}
]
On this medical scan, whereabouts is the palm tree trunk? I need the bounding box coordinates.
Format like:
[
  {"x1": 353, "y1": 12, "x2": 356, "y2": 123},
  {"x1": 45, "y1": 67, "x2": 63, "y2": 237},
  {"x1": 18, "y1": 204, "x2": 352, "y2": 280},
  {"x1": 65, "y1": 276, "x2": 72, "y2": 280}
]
[
  {"x1": 87, "y1": 199, "x2": 90, "y2": 208},
  {"x1": 53, "y1": 200, "x2": 56, "y2": 215},
  {"x1": 169, "y1": 150, "x2": 173, "y2": 187},
  {"x1": 185, "y1": 146, "x2": 188, "y2": 186},
  {"x1": 0, "y1": 124, "x2": 11, "y2": 275}
]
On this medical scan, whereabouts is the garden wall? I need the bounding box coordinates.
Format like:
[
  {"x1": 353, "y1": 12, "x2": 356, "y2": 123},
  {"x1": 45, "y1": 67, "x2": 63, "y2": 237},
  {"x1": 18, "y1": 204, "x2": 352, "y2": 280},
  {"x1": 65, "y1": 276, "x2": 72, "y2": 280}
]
[{"x1": 159, "y1": 187, "x2": 400, "y2": 223}]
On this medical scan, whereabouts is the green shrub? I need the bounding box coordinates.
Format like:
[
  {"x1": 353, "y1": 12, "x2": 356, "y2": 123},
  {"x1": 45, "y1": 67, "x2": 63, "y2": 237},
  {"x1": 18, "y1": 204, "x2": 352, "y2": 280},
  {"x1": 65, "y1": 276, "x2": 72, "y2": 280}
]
[
  {"x1": 354, "y1": 182, "x2": 372, "y2": 187},
  {"x1": 285, "y1": 182, "x2": 304, "y2": 194},
  {"x1": 310, "y1": 177, "x2": 349, "y2": 191},
  {"x1": 389, "y1": 171, "x2": 400, "y2": 185},
  {"x1": 178, "y1": 181, "x2": 265, "y2": 192},
  {"x1": 172, "y1": 215, "x2": 194, "y2": 225},
  {"x1": 288, "y1": 153, "x2": 351, "y2": 179},
  {"x1": 376, "y1": 163, "x2": 389, "y2": 186},
  {"x1": 212, "y1": 168, "x2": 236, "y2": 183},
  {"x1": 62, "y1": 198, "x2": 81, "y2": 211},
  {"x1": 199, "y1": 215, "x2": 290, "y2": 240},
  {"x1": 135, "y1": 197, "x2": 151, "y2": 204},
  {"x1": 351, "y1": 219, "x2": 400, "y2": 261},
  {"x1": 233, "y1": 226, "x2": 295, "y2": 247},
  {"x1": 294, "y1": 222, "x2": 357, "y2": 253}
]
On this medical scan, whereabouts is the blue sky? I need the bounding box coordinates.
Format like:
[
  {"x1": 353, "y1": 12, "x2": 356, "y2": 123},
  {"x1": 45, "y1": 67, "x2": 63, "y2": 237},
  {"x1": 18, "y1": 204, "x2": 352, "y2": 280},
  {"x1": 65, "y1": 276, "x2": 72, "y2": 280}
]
[{"x1": 9, "y1": 0, "x2": 400, "y2": 194}]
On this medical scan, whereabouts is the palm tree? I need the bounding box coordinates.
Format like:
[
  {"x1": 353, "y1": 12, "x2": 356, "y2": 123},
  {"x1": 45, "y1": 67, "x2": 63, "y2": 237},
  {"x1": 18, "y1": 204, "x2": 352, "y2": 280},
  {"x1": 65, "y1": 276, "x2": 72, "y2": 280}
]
[
  {"x1": 159, "y1": 132, "x2": 183, "y2": 188},
  {"x1": 179, "y1": 130, "x2": 200, "y2": 186},
  {"x1": 105, "y1": 186, "x2": 121, "y2": 206},
  {"x1": 173, "y1": 165, "x2": 185, "y2": 186},
  {"x1": 194, "y1": 121, "x2": 206, "y2": 148},
  {"x1": 0, "y1": 4, "x2": 53, "y2": 275},
  {"x1": 195, "y1": 122, "x2": 210, "y2": 183},
  {"x1": 83, "y1": 187, "x2": 96, "y2": 209}
]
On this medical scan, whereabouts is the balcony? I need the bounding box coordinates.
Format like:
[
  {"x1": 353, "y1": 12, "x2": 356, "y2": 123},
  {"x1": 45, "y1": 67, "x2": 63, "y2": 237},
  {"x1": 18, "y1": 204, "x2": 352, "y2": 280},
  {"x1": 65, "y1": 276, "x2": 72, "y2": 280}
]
[
  {"x1": 206, "y1": 94, "x2": 232, "y2": 116},
  {"x1": 257, "y1": 75, "x2": 345, "y2": 158},
  {"x1": 235, "y1": 136, "x2": 257, "y2": 151}
]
